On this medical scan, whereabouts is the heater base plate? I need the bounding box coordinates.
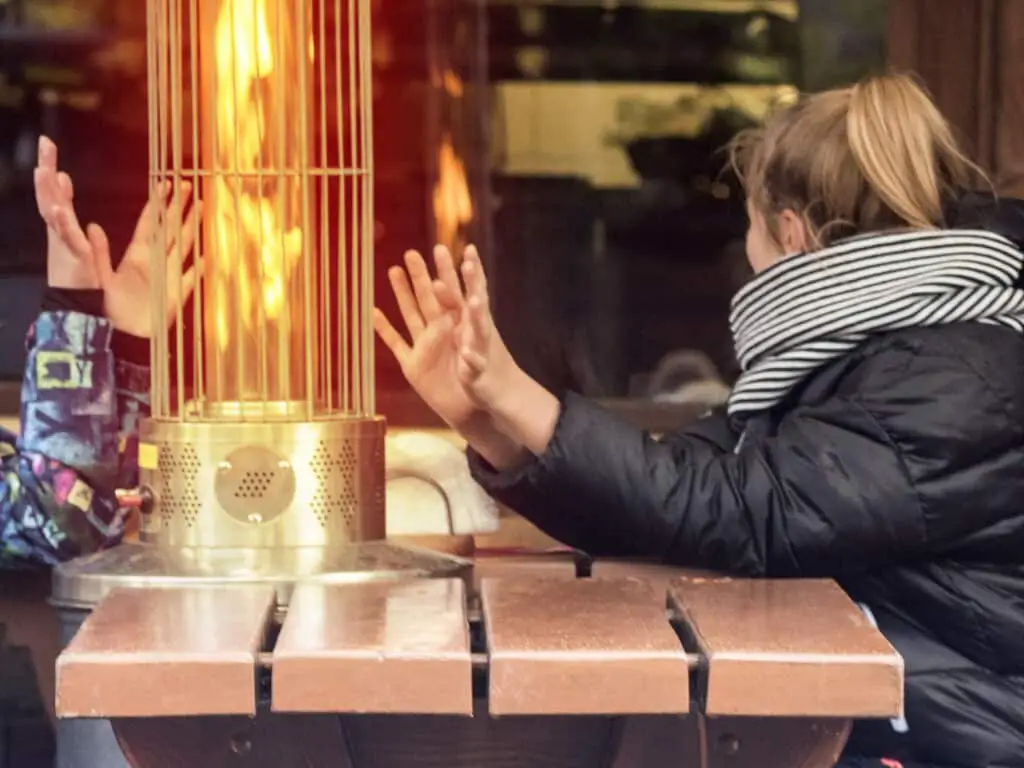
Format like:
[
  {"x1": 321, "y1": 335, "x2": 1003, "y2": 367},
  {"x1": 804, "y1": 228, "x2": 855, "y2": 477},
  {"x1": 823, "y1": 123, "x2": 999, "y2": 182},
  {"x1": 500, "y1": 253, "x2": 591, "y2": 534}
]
[{"x1": 51, "y1": 541, "x2": 471, "y2": 611}]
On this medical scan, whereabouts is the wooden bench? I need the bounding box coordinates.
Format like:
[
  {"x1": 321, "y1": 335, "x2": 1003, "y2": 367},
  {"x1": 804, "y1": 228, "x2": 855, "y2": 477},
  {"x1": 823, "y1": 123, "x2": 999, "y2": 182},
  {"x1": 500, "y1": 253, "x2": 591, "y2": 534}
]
[{"x1": 55, "y1": 560, "x2": 903, "y2": 768}]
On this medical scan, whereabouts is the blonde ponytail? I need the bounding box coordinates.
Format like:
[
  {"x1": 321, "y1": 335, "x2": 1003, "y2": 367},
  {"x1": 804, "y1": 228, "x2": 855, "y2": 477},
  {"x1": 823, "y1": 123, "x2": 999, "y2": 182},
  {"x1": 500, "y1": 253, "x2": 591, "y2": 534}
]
[
  {"x1": 730, "y1": 73, "x2": 988, "y2": 250},
  {"x1": 847, "y1": 74, "x2": 979, "y2": 229}
]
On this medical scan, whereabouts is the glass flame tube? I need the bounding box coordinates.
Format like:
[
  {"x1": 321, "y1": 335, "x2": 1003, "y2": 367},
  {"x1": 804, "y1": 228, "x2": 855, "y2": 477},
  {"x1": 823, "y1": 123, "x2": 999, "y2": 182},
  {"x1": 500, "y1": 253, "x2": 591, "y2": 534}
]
[{"x1": 199, "y1": 0, "x2": 316, "y2": 409}]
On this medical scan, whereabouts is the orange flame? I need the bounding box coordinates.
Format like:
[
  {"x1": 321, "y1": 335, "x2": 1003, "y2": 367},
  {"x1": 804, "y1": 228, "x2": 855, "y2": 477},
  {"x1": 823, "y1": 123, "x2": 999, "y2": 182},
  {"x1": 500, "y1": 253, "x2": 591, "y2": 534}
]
[
  {"x1": 433, "y1": 133, "x2": 473, "y2": 256},
  {"x1": 432, "y1": 68, "x2": 473, "y2": 257},
  {"x1": 203, "y1": 0, "x2": 309, "y2": 401}
]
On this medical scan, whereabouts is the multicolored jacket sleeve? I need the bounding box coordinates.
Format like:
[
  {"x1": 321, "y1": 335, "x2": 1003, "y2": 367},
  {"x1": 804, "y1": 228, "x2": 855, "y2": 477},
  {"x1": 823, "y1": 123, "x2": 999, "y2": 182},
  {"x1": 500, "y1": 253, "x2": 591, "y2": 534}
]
[{"x1": 0, "y1": 310, "x2": 149, "y2": 568}]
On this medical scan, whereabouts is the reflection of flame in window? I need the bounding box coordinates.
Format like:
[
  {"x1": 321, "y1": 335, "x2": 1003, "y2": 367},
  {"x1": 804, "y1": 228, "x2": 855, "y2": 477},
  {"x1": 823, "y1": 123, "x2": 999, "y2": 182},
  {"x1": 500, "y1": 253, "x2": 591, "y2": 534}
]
[
  {"x1": 432, "y1": 69, "x2": 473, "y2": 256},
  {"x1": 433, "y1": 133, "x2": 473, "y2": 256}
]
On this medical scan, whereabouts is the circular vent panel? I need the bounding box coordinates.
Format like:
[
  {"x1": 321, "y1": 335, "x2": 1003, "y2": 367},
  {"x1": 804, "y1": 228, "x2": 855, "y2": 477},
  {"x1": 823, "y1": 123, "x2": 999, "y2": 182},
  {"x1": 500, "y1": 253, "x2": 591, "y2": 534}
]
[{"x1": 214, "y1": 445, "x2": 296, "y2": 525}]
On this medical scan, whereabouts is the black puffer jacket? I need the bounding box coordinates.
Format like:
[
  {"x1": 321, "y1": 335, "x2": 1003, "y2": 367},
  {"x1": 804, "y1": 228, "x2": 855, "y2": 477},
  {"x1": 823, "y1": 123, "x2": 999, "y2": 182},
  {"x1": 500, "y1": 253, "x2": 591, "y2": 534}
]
[{"x1": 469, "y1": 197, "x2": 1024, "y2": 768}]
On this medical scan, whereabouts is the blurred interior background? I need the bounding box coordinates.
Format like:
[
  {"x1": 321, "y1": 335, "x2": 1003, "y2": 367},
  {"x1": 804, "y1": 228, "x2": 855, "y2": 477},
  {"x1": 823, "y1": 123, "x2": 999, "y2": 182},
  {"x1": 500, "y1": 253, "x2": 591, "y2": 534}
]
[{"x1": 0, "y1": 0, "x2": 1018, "y2": 424}]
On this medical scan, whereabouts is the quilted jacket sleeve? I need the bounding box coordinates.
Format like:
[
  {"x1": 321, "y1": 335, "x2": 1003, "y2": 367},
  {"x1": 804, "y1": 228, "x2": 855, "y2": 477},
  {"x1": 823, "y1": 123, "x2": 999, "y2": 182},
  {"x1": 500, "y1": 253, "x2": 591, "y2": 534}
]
[{"x1": 468, "y1": 391, "x2": 926, "y2": 577}]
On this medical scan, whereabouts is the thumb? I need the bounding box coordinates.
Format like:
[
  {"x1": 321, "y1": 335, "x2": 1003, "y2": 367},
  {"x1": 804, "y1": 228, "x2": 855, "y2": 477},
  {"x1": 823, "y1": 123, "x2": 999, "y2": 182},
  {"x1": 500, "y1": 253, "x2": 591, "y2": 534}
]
[{"x1": 87, "y1": 224, "x2": 114, "y2": 284}]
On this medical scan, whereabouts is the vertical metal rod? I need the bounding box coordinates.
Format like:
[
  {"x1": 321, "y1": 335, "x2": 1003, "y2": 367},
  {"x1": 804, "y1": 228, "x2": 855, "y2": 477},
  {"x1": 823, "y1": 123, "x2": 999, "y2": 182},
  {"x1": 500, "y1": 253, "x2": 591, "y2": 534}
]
[
  {"x1": 335, "y1": 0, "x2": 349, "y2": 413},
  {"x1": 229, "y1": 0, "x2": 246, "y2": 416},
  {"x1": 208, "y1": 0, "x2": 224, "y2": 405},
  {"x1": 189, "y1": 0, "x2": 205, "y2": 416},
  {"x1": 297, "y1": 1, "x2": 315, "y2": 420},
  {"x1": 253, "y1": 0, "x2": 269, "y2": 410},
  {"x1": 274, "y1": 0, "x2": 290, "y2": 403},
  {"x1": 156, "y1": 0, "x2": 171, "y2": 418},
  {"x1": 358, "y1": 0, "x2": 375, "y2": 415},
  {"x1": 171, "y1": 0, "x2": 186, "y2": 420},
  {"x1": 347, "y1": 0, "x2": 360, "y2": 413},
  {"x1": 146, "y1": 0, "x2": 160, "y2": 417},
  {"x1": 318, "y1": 0, "x2": 332, "y2": 414}
]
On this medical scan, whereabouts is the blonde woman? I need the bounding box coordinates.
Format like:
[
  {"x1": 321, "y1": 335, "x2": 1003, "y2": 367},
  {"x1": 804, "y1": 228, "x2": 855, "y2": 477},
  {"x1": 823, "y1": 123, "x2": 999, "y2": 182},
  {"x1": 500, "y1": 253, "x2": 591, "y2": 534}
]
[{"x1": 377, "y1": 75, "x2": 1024, "y2": 768}]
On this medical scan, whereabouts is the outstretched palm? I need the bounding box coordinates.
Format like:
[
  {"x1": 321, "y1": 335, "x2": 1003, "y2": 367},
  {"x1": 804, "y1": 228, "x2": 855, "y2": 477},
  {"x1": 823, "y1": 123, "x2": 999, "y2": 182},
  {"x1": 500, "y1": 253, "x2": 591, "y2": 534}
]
[
  {"x1": 99, "y1": 181, "x2": 202, "y2": 338},
  {"x1": 35, "y1": 136, "x2": 103, "y2": 290},
  {"x1": 373, "y1": 247, "x2": 477, "y2": 430}
]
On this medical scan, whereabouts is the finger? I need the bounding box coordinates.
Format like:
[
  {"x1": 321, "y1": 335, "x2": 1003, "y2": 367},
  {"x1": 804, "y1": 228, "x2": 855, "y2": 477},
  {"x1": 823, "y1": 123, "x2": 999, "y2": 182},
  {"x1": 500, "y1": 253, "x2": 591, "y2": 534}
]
[
  {"x1": 87, "y1": 224, "x2": 112, "y2": 280},
  {"x1": 433, "y1": 245, "x2": 463, "y2": 304},
  {"x1": 34, "y1": 168, "x2": 60, "y2": 222},
  {"x1": 467, "y1": 294, "x2": 491, "y2": 348},
  {"x1": 53, "y1": 206, "x2": 93, "y2": 258},
  {"x1": 432, "y1": 279, "x2": 462, "y2": 312},
  {"x1": 57, "y1": 171, "x2": 74, "y2": 202},
  {"x1": 163, "y1": 181, "x2": 193, "y2": 255},
  {"x1": 176, "y1": 199, "x2": 202, "y2": 264},
  {"x1": 178, "y1": 266, "x2": 197, "y2": 310},
  {"x1": 457, "y1": 346, "x2": 487, "y2": 386},
  {"x1": 460, "y1": 244, "x2": 490, "y2": 310},
  {"x1": 460, "y1": 346, "x2": 488, "y2": 375},
  {"x1": 133, "y1": 180, "x2": 170, "y2": 244},
  {"x1": 404, "y1": 249, "x2": 442, "y2": 320},
  {"x1": 416, "y1": 312, "x2": 453, "y2": 359},
  {"x1": 37, "y1": 136, "x2": 57, "y2": 172},
  {"x1": 388, "y1": 266, "x2": 425, "y2": 339},
  {"x1": 373, "y1": 308, "x2": 411, "y2": 366}
]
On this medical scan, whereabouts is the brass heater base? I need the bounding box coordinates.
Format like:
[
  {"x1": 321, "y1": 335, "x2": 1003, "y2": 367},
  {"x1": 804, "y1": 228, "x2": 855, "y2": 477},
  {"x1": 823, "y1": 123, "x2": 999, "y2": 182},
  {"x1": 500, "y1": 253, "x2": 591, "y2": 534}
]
[
  {"x1": 50, "y1": 541, "x2": 471, "y2": 611},
  {"x1": 139, "y1": 415, "x2": 387, "y2": 549},
  {"x1": 51, "y1": 413, "x2": 471, "y2": 611}
]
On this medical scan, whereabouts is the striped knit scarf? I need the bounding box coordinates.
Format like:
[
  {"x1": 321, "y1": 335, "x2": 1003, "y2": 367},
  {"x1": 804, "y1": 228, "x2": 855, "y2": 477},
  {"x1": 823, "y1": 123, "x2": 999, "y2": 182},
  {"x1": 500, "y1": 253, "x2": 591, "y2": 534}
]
[{"x1": 728, "y1": 229, "x2": 1024, "y2": 420}]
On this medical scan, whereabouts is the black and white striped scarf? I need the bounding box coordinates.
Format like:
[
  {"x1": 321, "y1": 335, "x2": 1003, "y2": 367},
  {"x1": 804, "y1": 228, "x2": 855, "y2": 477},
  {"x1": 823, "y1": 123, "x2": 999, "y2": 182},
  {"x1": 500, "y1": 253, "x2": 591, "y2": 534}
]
[{"x1": 728, "y1": 229, "x2": 1024, "y2": 420}]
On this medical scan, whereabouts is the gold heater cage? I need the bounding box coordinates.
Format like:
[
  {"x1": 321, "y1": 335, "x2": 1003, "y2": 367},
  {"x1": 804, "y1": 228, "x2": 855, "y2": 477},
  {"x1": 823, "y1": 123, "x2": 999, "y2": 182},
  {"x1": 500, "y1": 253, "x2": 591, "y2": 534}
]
[{"x1": 141, "y1": 0, "x2": 382, "y2": 550}]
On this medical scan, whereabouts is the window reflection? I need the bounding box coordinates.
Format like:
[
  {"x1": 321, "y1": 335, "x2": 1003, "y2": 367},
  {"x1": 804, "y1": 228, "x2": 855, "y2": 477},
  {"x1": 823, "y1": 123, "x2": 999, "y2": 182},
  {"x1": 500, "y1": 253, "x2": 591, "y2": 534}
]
[{"x1": 0, "y1": 0, "x2": 887, "y2": 418}]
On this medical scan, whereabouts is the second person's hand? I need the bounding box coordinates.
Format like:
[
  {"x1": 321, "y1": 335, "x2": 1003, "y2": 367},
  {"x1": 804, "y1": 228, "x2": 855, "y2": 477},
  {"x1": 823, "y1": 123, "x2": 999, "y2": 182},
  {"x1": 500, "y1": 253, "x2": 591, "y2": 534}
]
[
  {"x1": 99, "y1": 181, "x2": 203, "y2": 339},
  {"x1": 433, "y1": 245, "x2": 562, "y2": 461},
  {"x1": 431, "y1": 245, "x2": 519, "y2": 412},
  {"x1": 373, "y1": 245, "x2": 525, "y2": 469},
  {"x1": 374, "y1": 246, "x2": 480, "y2": 430}
]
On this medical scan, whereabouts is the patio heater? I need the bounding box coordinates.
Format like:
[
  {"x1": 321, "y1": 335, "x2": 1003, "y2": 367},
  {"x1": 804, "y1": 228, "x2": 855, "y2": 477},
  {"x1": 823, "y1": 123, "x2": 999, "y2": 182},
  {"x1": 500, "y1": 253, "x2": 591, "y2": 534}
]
[{"x1": 51, "y1": 0, "x2": 467, "y2": 620}]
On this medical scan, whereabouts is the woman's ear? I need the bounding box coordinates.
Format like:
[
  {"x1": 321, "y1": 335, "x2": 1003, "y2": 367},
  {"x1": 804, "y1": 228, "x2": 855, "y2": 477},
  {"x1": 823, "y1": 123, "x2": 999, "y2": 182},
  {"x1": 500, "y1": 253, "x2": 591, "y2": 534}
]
[{"x1": 777, "y1": 209, "x2": 810, "y2": 254}]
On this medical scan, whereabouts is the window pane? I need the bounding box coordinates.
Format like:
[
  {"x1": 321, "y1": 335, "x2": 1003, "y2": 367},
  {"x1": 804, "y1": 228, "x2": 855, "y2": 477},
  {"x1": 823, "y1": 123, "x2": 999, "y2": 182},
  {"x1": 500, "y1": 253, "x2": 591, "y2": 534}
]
[
  {"x1": 0, "y1": 1, "x2": 888, "y2": 419},
  {"x1": 374, "y1": 0, "x2": 889, "y2": 419}
]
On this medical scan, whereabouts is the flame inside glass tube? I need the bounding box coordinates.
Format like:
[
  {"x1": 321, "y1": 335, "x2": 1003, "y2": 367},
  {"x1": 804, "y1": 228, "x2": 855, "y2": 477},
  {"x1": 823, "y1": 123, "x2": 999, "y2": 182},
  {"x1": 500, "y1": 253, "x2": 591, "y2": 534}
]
[{"x1": 201, "y1": 0, "x2": 315, "y2": 407}]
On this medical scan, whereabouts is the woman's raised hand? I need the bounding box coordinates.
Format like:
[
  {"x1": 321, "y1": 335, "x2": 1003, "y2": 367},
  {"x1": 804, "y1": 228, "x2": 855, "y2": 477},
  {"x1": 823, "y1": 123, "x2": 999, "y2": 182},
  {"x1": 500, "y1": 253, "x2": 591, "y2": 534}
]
[
  {"x1": 376, "y1": 244, "x2": 556, "y2": 466},
  {"x1": 433, "y1": 245, "x2": 518, "y2": 412},
  {"x1": 373, "y1": 246, "x2": 480, "y2": 430}
]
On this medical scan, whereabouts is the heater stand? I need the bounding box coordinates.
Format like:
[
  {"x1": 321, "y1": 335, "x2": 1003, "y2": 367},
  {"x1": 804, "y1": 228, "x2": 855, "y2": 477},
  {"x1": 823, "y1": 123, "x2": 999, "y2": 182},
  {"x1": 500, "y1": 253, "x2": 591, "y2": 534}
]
[{"x1": 51, "y1": 539, "x2": 470, "y2": 614}]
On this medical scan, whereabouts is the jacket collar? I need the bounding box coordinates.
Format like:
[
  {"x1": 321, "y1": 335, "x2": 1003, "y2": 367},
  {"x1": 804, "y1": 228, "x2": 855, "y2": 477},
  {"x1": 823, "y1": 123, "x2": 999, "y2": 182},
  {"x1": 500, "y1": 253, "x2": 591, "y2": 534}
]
[{"x1": 945, "y1": 191, "x2": 1024, "y2": 287}]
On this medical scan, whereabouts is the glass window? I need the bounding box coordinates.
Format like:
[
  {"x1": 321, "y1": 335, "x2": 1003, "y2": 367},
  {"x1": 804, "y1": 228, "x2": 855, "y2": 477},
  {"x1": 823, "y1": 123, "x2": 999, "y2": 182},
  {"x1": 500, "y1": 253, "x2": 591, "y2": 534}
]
[
  {"x1": 374, "y1": 0, "x2": 889, "y2": 424},
  {"x1": 0, "y1": 0, "x2": 888, "y2": 421}
]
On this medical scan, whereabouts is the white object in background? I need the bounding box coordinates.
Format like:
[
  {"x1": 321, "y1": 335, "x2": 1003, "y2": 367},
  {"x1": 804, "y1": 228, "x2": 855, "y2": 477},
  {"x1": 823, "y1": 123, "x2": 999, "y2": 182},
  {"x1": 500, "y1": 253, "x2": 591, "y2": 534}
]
[{"x1": 385, "y1": 431, "x2": 500, "y2": 537}]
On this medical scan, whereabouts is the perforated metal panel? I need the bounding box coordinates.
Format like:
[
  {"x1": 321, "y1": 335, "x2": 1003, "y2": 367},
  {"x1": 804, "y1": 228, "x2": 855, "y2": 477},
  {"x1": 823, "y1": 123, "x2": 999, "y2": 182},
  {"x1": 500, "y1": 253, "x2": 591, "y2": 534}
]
[
  {"x1": 214, "y1": 446, "x2": 297, "y2": 525},
  {"x1": 156, "y1": 444, "x2": 201, "y2": 529},
  {"x1": 310, "y1": 440, "x2": 360, "y2": 531},
  {"x1": 139, "y1": 418, "x2": 386, "y2": 548}
]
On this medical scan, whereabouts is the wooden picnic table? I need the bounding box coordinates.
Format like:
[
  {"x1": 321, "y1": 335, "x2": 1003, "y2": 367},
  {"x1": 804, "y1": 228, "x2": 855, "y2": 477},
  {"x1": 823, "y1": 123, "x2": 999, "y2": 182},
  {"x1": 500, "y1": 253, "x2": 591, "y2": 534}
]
[{"x1": 55, "y1": 556, "x2": 903, "y2": 768}]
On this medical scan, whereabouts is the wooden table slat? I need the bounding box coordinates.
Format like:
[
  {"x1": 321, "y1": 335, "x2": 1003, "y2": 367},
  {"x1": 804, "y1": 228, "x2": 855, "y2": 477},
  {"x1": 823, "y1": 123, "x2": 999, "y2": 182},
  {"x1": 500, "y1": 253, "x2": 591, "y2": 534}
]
[
  {"x1": 271, "y1": 579, "x2": 472, "y2": 715},
  {"x1": 669, "y1": 577, "x2": 903, "y2": 718},
  {"x1": 481, "y1": 578, "x2": 690, "y2": 716},
  {"x1": 56, "y1": 585, "x2": 275, "y2": 718},
  {"x1": 472, "y1": 553, "x2": 579, "y2": 591}
]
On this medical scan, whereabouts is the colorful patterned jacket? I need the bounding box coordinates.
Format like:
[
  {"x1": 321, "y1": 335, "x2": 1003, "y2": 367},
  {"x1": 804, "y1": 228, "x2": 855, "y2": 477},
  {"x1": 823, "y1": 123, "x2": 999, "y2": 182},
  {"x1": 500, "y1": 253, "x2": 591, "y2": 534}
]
[{"x1": 0, "y1": 302, "x2": 148, "y2": 568}]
